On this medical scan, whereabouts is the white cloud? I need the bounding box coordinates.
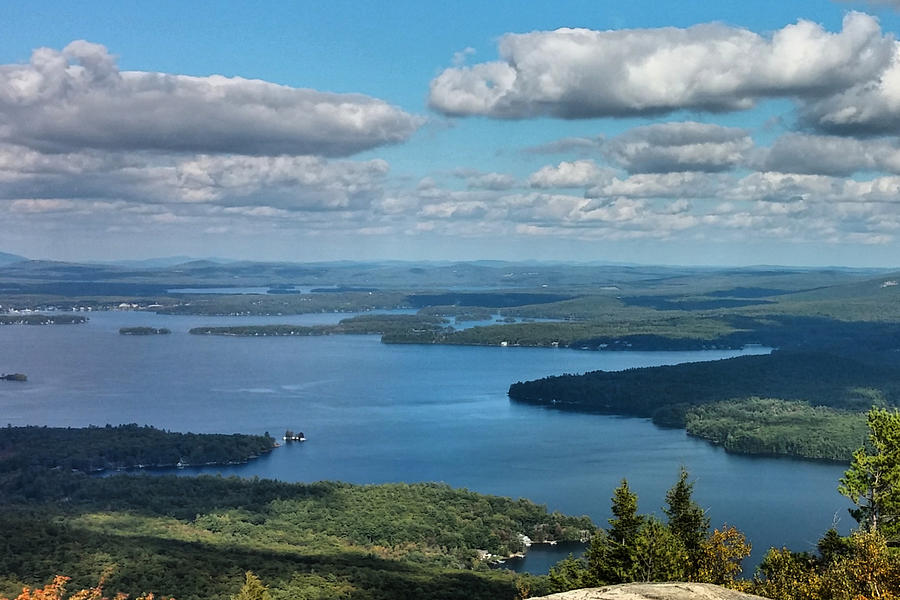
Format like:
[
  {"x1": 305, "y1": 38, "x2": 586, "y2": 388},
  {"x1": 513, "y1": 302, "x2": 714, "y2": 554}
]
[
  {"x1": 528, "y1": 160, "x2": 612, "y2": 188},
  {"x1": 605, "y1": 122, "x2": 751, "y2": 173},
  {"x1": 802, "y1": 42, "x2": 900, "y2": 134},
  {"x1": 588, "y1": 172, "x2": 731, "y2": 200},
  {"x1": 0, "y1": 40, "x2": 422, "y2": 156},
  {"x1": 429, "y1": 13, "x2": 892, "y2": 119}
]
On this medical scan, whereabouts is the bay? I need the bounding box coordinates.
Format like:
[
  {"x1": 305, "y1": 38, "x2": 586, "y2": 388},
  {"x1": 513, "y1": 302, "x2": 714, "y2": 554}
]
[{"x1": 0, "y1": 310, "x2": 850, "y2": 572}]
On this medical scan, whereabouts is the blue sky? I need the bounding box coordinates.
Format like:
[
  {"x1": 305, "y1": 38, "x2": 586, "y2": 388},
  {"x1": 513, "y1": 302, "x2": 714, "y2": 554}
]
[{"x1": 3, "y1": 0, "x2": 900, "y2": 266}]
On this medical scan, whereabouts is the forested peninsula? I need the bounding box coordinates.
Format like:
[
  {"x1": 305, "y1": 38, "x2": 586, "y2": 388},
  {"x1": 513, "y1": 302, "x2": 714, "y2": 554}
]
[
  {"x1": 508, "y1": 351, "x2": 898, "y2": 461},
  {"x1": 0, "y1": 424, "x2": 276, "y2": 473}
]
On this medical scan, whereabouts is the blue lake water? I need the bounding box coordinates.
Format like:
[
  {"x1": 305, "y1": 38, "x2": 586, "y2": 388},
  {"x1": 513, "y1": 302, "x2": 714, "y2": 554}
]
[{"x1": 0, "y1": 310, "x2": 851, "y2": 573}]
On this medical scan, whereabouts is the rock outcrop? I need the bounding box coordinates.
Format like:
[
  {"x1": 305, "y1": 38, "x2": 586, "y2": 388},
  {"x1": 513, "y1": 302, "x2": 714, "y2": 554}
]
[{"x1": 530, "y1": 582, "x2": 767, "y2": 600}]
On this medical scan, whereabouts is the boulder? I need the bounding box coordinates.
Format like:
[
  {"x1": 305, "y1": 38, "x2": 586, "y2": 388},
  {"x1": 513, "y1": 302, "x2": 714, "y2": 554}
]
[{"x1": 530, "y1": 583, "x2": 767, "y2": 600}]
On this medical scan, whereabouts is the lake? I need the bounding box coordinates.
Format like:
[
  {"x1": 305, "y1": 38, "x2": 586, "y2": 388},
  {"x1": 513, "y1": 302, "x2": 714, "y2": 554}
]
[{"x1": 0, "y1": 310, "x2": 850, "y2": 572}]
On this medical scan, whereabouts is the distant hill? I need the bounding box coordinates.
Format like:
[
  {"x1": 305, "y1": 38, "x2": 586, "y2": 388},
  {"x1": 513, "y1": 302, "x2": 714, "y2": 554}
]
[{"x1": 0, "y1": 251, "x2": 26, "y2": 266}]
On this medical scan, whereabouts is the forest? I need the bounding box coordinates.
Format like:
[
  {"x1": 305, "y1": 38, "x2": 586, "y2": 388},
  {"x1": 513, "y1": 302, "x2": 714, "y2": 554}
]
[
  {"x1": 0, "y1": 426, "x2": 595, "y2": 600},
  {"x1": 0, "y1": 425, "x2": 276, "y2": 473},
  {"x1": 5, "y1": 411, "x2": 900, "y2": 600},
  {"x1": 508, "y1": 351, "x2": 899, "y2": 460}
]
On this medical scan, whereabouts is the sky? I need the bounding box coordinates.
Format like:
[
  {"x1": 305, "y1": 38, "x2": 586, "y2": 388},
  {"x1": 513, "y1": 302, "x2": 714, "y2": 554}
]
[{"x1": 3, "y1": 1, "x2": 900, "y2": 266}]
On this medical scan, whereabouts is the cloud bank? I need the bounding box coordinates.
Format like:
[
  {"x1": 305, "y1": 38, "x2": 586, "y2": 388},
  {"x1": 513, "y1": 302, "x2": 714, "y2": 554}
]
[
  {"x1": 429, "y1": 13, "x2": 893, "y2": 122},
  {"x1": 0, "y1": 41, "x2": 422, "y2": 156}
]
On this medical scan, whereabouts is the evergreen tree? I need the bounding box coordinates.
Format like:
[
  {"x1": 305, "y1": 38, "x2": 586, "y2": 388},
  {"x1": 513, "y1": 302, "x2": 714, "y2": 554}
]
[
  {"x1": 608, "y1": 479, "x2": 643, "y2": 545},
  {"x1": 839, "y1": 407, "x2": 900, "y2": 537},
  {"x1": 664, "y1": 466, "x2": 710, "y2": 578},
  {"x1": 595, "y1": 479, "x2": 646, "y2": 583},
  {"x1": 633, "y1": 517, "x2": 687, "y2": 582}
]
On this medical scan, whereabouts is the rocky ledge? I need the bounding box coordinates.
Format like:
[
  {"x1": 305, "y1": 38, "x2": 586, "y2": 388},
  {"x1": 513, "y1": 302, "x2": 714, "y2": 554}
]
[{"x1": 531, "y1": 583, "x2": 767, "y2": 600}]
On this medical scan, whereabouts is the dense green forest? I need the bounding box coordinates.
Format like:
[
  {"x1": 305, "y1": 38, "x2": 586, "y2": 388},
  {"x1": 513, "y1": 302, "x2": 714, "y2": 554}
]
[
  {"x1": 683, "y1": 398, "x2": 868, "y2": 461},
  {"x1": 0, "y1": 425, "x2": 276, "y2": 473},
  {"x1": 508, "y1": 351, "x2": 899, "y2": 460},
  {"x1": 0, "y1": 426, "x2": 595, "y2": 600},
  {"x1": 3, "y1": 413, "x2": 900, "y2": 600}
]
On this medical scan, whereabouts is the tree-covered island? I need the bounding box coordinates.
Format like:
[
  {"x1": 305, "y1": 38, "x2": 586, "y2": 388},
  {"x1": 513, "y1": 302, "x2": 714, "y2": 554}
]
[{"x1": 119, "y1": 327, "x2": 171, "y2": 335}]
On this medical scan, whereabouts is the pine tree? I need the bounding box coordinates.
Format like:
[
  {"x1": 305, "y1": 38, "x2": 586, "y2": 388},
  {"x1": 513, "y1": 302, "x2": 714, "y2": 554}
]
[
  {"x1": 839, "y1": 407, "x2": 900, "y2": 537},
  {"x1": 608, "y1": 479, "x2": 643, "y2": 546},
  {"x1": 600, "y1": 479, "x2": 646, "y2": 583},
  {"x1": 664, "y1": 466, "x2": 710, "y2": 576}
]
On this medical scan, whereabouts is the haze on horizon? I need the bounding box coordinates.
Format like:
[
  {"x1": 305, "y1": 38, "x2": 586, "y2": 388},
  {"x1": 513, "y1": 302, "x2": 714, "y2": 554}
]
[{"x1": 3, "y1": 0, "x2": 900, "y2": 268}]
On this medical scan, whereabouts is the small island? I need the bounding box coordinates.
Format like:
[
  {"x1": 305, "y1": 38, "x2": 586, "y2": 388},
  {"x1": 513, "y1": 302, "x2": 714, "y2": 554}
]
[{"x1": 119, "y1": 327, "x2": 172, "y2": 335}]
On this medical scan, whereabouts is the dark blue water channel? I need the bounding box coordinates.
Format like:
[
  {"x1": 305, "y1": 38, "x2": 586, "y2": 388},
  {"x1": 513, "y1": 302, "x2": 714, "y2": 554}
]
[{"x1": 0, "y1": 311, "x2": 851, "y2": 573}]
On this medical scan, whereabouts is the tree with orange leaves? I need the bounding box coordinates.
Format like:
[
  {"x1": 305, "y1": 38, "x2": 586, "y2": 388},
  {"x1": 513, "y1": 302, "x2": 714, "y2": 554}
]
[{"x1": 1, "y1": 576, "x2": 162, "y2": 600}]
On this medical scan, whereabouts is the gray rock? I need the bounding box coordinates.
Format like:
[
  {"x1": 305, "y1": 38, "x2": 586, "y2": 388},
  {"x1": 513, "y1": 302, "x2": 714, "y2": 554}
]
[{"x1": 530, "y1": 583, "x2": 768, "y2": 600}]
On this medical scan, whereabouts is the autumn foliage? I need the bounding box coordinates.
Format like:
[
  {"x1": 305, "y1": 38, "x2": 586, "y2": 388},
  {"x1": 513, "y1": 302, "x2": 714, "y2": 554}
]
[{"x1": 1, "y1": 576, "x2": 163, "y2": 600}]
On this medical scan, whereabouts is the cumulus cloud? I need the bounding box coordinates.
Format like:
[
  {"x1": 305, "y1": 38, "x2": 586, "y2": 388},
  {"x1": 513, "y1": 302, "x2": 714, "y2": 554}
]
[
  {"x1": 588, "y1": 172, "x2": 732, "y2": 200},
  {"x1": 429, "y1": 13, "x2": 892, "y2": 119},
  {"x1": 802, "y1": 42, "x2": 900, "y2": 134},
  {"x1": 528, "y1": 160, "x2": 612, "y2": 188},
  {"x1": 755, "y1": 133, "x2": 900, "y2": 175},
  {"x1": 0, "y1": 40, "x2": 422, "y2": 156},
  {"x1": 729, "y1": 171, "x2": 900, "y2": 204},
  {"x1": 0, "y1": 142, "x2": 392, "y2": 213},
  {"x1": 605, "y1": 122, "x2": 752, "y2": 173}
]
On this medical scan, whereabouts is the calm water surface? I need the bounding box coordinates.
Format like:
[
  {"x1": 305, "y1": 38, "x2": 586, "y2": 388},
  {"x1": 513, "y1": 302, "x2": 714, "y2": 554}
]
[{"x1": 0, "y1": 311, "x2": 850, "y2": 571}]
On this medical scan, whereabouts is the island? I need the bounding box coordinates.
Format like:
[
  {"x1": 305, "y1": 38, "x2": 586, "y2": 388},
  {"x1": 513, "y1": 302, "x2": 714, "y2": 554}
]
[{"x1": 119, "y1": 326, "x2": 171, "y2": 335}]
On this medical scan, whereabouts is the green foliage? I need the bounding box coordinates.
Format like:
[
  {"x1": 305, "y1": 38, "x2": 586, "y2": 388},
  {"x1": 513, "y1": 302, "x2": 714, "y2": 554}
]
[
  {"x1": 510, "y1": 351, "x2": 897, "y2": 460},
  {"x1": 0, "y1": 427, "x2": 596, "y2": 600},
  {"x1": 552, "y1": 473, "x2": 747, "y2": 594},
  {"x1": 753, "y1": 530, "x2": 900, "y2": 600},
  {"x1": 632, "y1": 517, "x2": 687, "y2": 583},
  {"x1": 664, "y1": 467, "x2": 710, "y2": 563},
  {"x1": 0, "y1": 425, "x2": 275, "y2": 473},
  {"x1": 233, "y1": 572, "x2": 272, "y2": 600},
  {"x1": 839, "y1": 408, "x2": 900, "y2": 537},
  {"x1": 685, "y1": 398, "x2": 869, "y2": 461}
]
